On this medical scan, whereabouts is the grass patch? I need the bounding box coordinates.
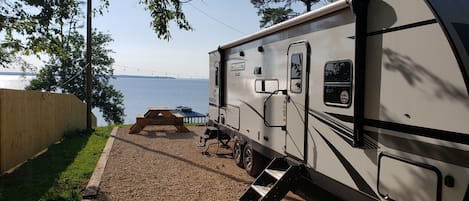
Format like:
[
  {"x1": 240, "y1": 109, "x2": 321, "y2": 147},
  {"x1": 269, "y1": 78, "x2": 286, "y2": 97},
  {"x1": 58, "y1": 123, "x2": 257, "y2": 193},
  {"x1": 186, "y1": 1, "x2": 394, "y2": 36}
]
[{"x1": 0, "y1": 125, "x2": 114, "y2": 201}]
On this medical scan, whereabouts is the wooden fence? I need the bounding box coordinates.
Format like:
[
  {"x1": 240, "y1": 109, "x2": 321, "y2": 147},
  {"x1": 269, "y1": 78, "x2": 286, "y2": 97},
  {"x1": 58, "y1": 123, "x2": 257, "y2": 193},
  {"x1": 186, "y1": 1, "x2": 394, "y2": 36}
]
[{"x1": 0, "y1": 89, "x2": 96, "y2": 173}]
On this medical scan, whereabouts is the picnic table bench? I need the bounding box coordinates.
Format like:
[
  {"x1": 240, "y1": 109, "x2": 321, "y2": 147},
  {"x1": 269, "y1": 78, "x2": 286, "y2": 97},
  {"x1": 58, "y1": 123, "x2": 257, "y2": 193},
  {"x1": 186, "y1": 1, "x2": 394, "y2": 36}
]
[{"x1": 129, "y1": 107, "x2": 190, "y2": 134}]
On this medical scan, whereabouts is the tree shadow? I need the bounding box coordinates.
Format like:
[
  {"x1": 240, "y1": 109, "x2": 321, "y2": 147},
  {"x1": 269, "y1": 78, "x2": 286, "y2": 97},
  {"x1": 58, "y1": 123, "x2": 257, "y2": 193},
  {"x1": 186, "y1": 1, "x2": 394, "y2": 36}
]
[
  {"x1": 376, "y1": 103, "x2": 461, "y2": 201},
  {"x1": 383, "y1": 48, "x2": 469, "y2": 108},
  {"x1": 0, "y1": 134, "x2": 91, "y2": 201},
  {"x1": 377, "y1": 150, "x2": 443, "y2": 201},
  {"x1": 111, "y1": 135, "x2": 252, "y2": 185},
  {"x1": 96, "y1": 191, "x2": 111, "y2": 201},
  {"x1": 134, "y1": 127, "x2": 198, "y2": 140}
]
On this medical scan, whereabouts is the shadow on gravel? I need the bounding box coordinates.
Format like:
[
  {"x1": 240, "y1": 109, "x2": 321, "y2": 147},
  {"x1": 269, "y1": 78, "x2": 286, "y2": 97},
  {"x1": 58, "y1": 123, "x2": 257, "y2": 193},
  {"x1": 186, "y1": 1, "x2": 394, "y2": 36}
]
[
  {"x1": 136, "y1": 130, "x2": 197, "y2": 140},
  {"x1": 96, "y1": 191, "x2": 110, "y2": 201},
  {"x1": 111, "y1": 135, "x2": 252, "y2": 184}
]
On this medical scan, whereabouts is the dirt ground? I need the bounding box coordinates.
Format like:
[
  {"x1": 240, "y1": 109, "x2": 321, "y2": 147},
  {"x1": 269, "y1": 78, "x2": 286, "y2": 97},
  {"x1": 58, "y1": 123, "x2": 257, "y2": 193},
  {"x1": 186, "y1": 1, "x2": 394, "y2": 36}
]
[{"x1": 95, "y1": 126, "x2": 305, "y2": 201}]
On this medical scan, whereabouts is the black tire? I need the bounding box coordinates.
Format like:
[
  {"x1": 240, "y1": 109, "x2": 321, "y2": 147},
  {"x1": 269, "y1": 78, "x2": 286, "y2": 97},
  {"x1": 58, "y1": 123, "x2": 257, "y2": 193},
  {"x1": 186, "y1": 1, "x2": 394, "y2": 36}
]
[
  {"x1": 243, "y1": 143, "x2": 264, "y2": 177},
  {"x1": 233, "y1": 140, "x2": 244, "y2": 168}
]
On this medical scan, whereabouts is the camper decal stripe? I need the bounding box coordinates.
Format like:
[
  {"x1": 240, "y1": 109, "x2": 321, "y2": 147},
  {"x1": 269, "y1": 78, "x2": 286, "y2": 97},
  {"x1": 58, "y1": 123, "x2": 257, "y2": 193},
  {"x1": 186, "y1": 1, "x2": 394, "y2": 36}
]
[
  {"x1": 310, "y1": 113, "x2": 353, "y2": 140},
  {"x1": 424, "y1": 0, "x2": 469, "y2": 94},
  {"x1": 325, "y1": 112, "x2": 354, "y2": 123},
  {"x1": 313, "y1": 128, "x2": 379, "y2": 199},
  {"x1": 316, "y1": 111, "x2": 353, "y2": 134},
  {"x1": 311, "y1": 110, "x2": 353, "y2": 134},
  {"x1": 332, "y1": 130, "x2": 354, "y2": 145},
  {"x1": 365, "y1": 119, "x2": 469, "y2": 145},
  {"x1": 367, "y1": 19, "x2": 437, "y2": 36},
  {"x1": 308, "y1": 110, "x2": 353, "y2": 138},
  {"x1": 347, "y1": 19, "x2": 438, "y2": 39},
  {"x1": 238, "y1": 100, "x2": 264, "y2": 119},
  {"x1": 370, "y1": 131, "x2": 469, "y2": 168}
]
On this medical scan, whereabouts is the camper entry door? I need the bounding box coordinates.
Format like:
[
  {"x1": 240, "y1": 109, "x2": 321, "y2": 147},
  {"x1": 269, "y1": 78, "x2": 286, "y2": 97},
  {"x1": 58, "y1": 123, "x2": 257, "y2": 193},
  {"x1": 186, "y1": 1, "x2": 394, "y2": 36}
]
[{"x1": 285, "y1": 42, "x2": 310, "y2": 161}]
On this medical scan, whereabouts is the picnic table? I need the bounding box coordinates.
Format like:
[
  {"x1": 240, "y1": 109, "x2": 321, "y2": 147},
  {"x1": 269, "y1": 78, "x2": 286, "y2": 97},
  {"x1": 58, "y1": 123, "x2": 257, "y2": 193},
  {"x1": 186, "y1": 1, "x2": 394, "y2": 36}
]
[{"x1": 129, "y1": 107, "x2": 190, "y2": 134}]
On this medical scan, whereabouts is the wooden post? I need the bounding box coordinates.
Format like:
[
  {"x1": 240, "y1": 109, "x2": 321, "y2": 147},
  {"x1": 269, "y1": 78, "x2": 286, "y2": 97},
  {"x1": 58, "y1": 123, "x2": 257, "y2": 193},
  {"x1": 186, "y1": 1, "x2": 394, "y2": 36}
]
[
  {"x1": 86, "y1": 0, "x2": 92, "y2": 130},
  {"x1": 305, "y1": 0, "x2": 311, "y2": 12}
]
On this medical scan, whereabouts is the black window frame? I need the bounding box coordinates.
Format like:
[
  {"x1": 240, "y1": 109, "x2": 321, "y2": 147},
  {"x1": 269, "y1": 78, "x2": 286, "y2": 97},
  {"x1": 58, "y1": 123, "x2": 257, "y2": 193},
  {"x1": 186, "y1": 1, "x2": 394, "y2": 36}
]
[{"x1": 323, "y1": 60, "x2": 353, "y2": 108}]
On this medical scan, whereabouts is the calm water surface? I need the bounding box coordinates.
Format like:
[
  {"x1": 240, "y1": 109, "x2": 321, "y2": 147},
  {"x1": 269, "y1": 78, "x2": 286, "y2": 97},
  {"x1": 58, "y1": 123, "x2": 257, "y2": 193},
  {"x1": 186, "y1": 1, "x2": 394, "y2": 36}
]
[
  {"x1": 0, "y1": 75, "x2": 209, "y2": 126},
  {"x1": 101, "y1": 77, "x2": 208, "y2": 126}
]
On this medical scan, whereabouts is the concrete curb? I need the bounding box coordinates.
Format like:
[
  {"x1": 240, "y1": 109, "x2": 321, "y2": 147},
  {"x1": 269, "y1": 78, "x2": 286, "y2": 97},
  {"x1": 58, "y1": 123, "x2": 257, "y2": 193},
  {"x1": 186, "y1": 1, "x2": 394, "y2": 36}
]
[{"x1": 82, "y1": 126, "x2": 119, "y2": 200}]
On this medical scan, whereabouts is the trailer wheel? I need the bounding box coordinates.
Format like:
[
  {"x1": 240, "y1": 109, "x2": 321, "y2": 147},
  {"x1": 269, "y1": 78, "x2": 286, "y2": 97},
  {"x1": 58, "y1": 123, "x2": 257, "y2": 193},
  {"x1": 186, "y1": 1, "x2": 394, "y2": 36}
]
[
  {"x1": 243, "y1": 143, "x2": 264, "y2": 177},
  {"x1": 233, "y1": 140, "x2": 244, "y2": 168}
]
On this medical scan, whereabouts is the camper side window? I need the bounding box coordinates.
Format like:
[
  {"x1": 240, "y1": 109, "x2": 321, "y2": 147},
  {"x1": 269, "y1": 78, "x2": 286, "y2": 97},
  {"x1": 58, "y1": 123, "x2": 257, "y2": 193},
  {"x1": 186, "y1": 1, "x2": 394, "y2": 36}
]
[
  {"x1": 324, "y1": 60, "x2": 352, "y2": 107},
  {"x1": 290, "y1": 53, "x2": 303, "y2": 93}
]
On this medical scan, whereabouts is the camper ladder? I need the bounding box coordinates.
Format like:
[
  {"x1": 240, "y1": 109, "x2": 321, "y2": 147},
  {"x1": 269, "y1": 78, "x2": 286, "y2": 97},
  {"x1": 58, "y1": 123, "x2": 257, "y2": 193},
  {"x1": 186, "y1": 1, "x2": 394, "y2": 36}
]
[{"x1": 239, "y1": 157, "x2": 302, "y2": 201}]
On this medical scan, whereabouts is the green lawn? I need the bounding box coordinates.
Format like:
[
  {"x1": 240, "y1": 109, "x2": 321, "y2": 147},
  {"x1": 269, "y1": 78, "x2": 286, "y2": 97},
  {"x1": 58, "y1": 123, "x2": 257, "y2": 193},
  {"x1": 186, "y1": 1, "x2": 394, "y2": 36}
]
[{"x1": 0, "y1": 126, "x2": 114, "y2": 201}]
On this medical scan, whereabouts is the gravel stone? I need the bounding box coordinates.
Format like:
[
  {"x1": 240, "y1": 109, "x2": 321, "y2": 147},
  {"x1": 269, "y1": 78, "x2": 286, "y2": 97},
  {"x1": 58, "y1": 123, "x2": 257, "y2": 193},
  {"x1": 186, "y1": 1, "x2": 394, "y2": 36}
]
[{"x1": 95, "y1": 126, "x2": 304, "y2": 201}]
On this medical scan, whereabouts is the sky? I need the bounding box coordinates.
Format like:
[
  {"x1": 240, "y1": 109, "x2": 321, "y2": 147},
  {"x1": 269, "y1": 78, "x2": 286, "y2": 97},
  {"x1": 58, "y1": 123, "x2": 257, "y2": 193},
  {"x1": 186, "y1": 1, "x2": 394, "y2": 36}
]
[
  {"x1": 1, "y1": 0, "x2": 332, "y2": 78},
  {"x1": 92, "y1": 0, "x2": 261, "y2": 78}
]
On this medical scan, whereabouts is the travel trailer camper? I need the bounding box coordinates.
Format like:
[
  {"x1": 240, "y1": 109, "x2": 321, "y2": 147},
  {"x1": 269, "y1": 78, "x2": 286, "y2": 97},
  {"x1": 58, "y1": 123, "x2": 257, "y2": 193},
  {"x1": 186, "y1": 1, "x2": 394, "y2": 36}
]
[{"x1": 207, "y1": 0, "x2": 469, "y2": 200}]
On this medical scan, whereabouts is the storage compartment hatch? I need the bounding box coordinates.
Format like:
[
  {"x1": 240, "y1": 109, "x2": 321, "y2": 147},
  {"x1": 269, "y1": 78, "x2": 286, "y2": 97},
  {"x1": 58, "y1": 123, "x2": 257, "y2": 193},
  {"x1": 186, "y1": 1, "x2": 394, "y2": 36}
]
[{"x1": 378, "y1": 153, "x2": 441, "y2": 201}]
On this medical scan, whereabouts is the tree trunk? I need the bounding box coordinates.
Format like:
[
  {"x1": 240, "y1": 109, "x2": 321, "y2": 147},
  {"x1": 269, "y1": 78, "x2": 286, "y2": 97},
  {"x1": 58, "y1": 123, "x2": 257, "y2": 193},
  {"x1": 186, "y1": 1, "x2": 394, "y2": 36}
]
[{"x1": 305, "y1": 0, "x2": 311, "y2": 11}]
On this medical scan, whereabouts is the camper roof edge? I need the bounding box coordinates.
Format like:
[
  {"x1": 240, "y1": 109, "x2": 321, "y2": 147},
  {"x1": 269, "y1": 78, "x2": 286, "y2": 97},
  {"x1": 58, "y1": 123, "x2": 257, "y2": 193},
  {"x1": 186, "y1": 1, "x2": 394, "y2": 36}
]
[{"x1": 218, "y1": 0, "x2": 349, "y2": 50}]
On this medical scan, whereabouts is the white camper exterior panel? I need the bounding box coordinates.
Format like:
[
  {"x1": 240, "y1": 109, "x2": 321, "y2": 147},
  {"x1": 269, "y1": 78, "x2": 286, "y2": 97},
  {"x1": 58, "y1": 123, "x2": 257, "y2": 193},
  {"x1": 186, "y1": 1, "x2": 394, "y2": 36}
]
[
  {"x1": 367, "y1": 0, "x2": 435, "y2": 33},
  {"x1": 207, "y1": 0, "x2": 469, "y2": 200},
  {"x1": 377, "y1": 23, "x2": 469, "y2": 133},
  {"x1": 208, "y1": 51, "x2": 220, "y2": 121}
]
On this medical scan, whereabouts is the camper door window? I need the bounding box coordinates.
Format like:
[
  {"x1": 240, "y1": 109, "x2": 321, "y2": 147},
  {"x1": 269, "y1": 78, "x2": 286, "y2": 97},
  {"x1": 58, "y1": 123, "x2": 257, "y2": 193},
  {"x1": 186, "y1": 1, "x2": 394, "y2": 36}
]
[
  {"x1": 290, "y1": 53, "x2": 303, "y2": 93},
  {"x1": 324, "y1": 60, "x2": 353, "y2": 107}
]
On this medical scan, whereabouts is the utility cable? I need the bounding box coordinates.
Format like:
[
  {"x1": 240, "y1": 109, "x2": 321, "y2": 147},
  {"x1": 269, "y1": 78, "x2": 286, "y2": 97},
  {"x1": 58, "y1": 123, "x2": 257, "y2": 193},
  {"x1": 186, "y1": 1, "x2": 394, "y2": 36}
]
[
  {"x1": 57, "y1": 63, "x2": 87, "y2": 88},
  {"x1": 187, "y1": 2, "x2": 247, "y2": 35}
]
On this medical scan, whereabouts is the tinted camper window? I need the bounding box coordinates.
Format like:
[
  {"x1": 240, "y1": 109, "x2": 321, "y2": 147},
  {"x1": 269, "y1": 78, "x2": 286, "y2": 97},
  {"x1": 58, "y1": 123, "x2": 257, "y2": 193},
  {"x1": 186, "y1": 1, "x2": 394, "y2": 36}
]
[
  {"x1": 290, "y1": 53, "x2": 303, "y2": 93},
  {"x1": 324, "y1": 60, "x2": 352, "y2": 107},
  {"x1": 325, "y1": 62, "x2": 351, "y2": 82}
]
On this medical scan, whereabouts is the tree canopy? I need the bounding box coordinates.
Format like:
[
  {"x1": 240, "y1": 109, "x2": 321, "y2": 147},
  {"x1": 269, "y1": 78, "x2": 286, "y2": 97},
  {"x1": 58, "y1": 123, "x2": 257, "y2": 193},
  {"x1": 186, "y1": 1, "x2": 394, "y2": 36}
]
[
  {"x1": 0, "y1": 0, "x2": 126, "y2": 124},
  {"x1": 140, "y1": 0, "x2": 193, "y2": 40},
  {"x1": 251, "y1": 0, "x2": 337, "y2": 28},
  {"x1": 26, "y1": 31, "x2": 125, "y2": 124},
  {"x1": 0, "y1": 0, "x2": 196, "y2": 124},
  {"x1": 0, "y1": 0, "x2": 83, "y2": 68}
]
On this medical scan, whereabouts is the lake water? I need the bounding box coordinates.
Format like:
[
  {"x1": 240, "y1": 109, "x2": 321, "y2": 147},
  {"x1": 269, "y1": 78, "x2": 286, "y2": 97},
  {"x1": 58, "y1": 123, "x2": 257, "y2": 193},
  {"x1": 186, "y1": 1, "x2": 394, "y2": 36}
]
[
  {"x1": 0, "y1": 75, "x2": 33, "y2": 89},
  {"x1": 0, "y1": 75, "x2": 209, "y2": 126}
]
